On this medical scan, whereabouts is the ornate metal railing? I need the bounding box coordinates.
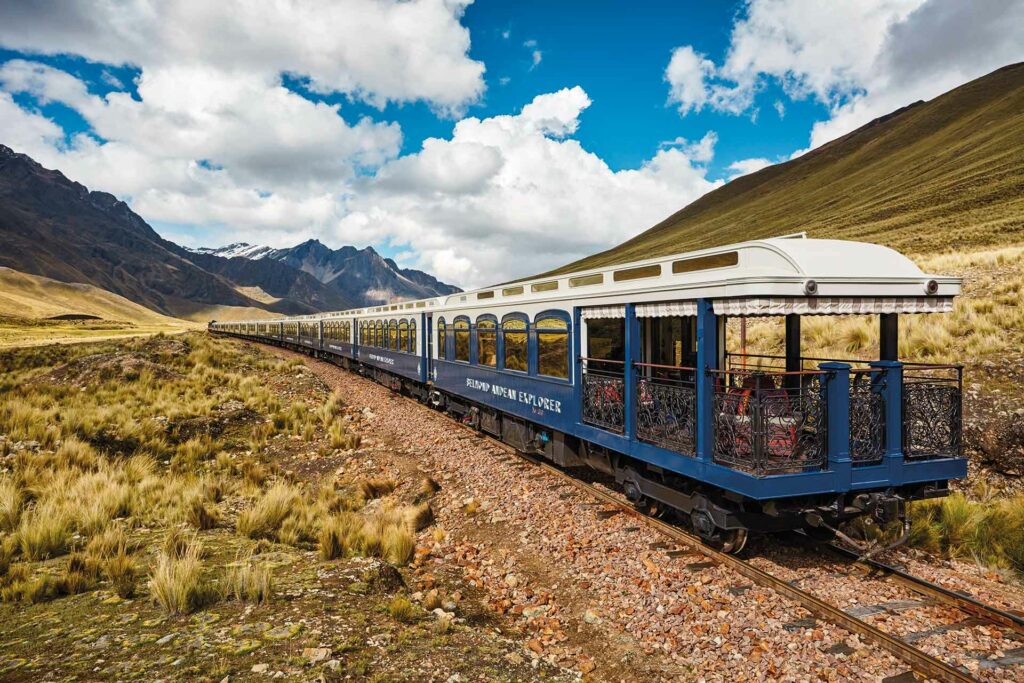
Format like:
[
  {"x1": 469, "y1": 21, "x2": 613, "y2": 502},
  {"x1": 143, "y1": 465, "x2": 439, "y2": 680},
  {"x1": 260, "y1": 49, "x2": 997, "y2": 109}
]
[
  {"x1": 710, "y1": 369, "x2": 827, "y2": 476},
  {"x1": 903, "y1": 365, "x2": 962, "y2": 459},
  {"x1": 635, "y1": 363, "x2": 697, "y2": 455},
  {"x1": 581, "y1": 358, "x2": 625, "y2": 434},
  {"x1": 849, "y1": 368, "x2": 886, "y2": 465}
]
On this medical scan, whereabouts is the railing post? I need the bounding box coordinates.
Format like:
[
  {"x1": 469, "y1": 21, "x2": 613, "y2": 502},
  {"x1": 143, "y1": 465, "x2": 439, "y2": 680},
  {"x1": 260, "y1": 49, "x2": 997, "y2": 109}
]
[
  {"x1": 820, "y1": 362, "x2": 851, "y2": 487},
  {"x1": 695, "y1": 298, "x2": 718, "y2": 463},
  {"x1": 623, "y1": 304, "x2": 639, "y2": 441},
  {"x1": 870, "y1": 360, "x2": 903, "y2": 476}
]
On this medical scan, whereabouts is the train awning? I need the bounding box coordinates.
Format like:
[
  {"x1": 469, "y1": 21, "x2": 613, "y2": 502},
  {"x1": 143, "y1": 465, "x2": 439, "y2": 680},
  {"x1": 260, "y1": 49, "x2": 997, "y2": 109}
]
[
  {"x1": 712, "y1": 296, "x2": 955, "y2": 316},
  {"x1": 581, "y1": 305, "x2": 625, "y2": 319},
  {"x1": 581, "y1": 301, "x2": 699, "y2": 319}
]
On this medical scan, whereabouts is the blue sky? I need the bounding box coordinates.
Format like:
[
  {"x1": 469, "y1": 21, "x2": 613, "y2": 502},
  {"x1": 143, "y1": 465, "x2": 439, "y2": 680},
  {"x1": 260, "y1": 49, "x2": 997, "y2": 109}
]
[{"x1": 0, "y1": 0, "x2": 1020, "y2": 286}]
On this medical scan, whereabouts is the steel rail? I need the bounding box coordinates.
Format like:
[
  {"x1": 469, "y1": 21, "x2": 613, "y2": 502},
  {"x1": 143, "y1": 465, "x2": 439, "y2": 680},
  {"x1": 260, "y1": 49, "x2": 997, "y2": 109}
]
[
  {"x1": 226, "y1": 333, "x2": 978, "y2": 683},
  {"x1": 825, "y1": 542, "x2": 1024, "y2": 638}
]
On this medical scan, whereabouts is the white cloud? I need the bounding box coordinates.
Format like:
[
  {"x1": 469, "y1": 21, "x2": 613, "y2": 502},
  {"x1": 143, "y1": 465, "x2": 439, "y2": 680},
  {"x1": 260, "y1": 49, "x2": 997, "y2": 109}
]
[
  {"x1": 335, "y1": 88, "x2": 722, "y2": 287},
  {"x1": 727, "y1": 157, "x2": 773, "y2": 180},
  {"x1": 0, "y1": 0, "x2": 485, "y2": 112},
  {"x1": 665, "y1": 0, "x2": 1024, "y2": 148},
  {"x1": 659, "y1": 131, "x2": 718, "y2": 164}
]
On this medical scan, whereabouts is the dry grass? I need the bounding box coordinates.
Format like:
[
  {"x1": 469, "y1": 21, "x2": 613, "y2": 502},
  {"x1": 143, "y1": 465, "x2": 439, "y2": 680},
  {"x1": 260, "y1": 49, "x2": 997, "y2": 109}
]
[
  {"x1": 388, "y1": 595, "x2": 415, "y2": 622},
  {"x1": 148, "y1": 536, "x2": 212, "y2": 615},
  {"x1": 103, "y1": 549, "x2": 138, "y2": 598},
  {"x1": 237, "y1": 483, "x2": 302, "y2": 541},
  {"x1": 906, "y1": 494, "x2": 1024, "y2": 572},
  {"x1": 224, "y1": 556, "x2": 273, "y2": 604},
  {"x1": 359, "y1": 477, "x2": 397, "y2": 500}
]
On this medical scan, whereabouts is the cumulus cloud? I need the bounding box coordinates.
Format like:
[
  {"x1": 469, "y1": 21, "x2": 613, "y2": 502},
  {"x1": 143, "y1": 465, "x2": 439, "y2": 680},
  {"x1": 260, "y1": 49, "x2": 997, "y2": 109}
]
[
  {"x1": 727, "y1": 157, "x2": 773, "y2": 180},
  {"x1": 665, "y1": 0, "x2": 1024, "y2": 148},
  {"x1": 336, "y1": 88, "x2": 722, "y2": 287},
  {"x1": 0, "y1": 0, "x2": 485, "y2": 111}
]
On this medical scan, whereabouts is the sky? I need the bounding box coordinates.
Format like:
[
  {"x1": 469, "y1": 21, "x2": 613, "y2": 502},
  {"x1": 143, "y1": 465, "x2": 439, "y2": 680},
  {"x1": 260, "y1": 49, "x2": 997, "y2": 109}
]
[{"x1": 0, "y1": 0, "x2": 1021, "y2": 289}]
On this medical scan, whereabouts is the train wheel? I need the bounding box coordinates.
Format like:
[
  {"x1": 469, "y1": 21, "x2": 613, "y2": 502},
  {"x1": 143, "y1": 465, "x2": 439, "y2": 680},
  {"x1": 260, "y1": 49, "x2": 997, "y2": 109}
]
[{"x1": 715, "y1": 528, "x2": 748, "y2": 554}]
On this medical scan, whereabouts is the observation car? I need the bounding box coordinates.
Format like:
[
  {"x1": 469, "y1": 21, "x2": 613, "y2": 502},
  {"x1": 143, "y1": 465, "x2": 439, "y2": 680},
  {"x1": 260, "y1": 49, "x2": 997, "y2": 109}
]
[{"x1": 211, "y1": 235, "x2": 966, "y2": 553}]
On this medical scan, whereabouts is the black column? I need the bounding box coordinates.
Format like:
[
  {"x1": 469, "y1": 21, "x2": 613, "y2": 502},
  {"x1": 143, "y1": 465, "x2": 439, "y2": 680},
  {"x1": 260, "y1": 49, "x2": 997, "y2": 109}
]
[
  {"x1": 880, "y1": 313, "x2": 899, "y2": 361},
  {"x1": 785, "y1": 314, "x2": 801, "y2": 389}
]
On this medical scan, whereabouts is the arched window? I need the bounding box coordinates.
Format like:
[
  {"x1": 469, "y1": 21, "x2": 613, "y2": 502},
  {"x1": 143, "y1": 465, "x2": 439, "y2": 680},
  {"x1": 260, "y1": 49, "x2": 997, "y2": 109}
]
[
  {"x1": 409, "y1": 319, "x2": 417, "y2": 354},
  {"x1": 437, "y1": 318, "x2": 446, "y2": 360},
  {"x1": 399, "y1": 319, "x2": 409, "y2": 352},
  {"x1": 502, "y1": 315, "x2": 528, "y2": 372},
  {"x1": 376, "y1": 320, "x2": 384, "y2": 348},
  {"x1": 454, "y1": 317, "x2": 470, "y2": 362},
  {"x1": 535, "y1": 312, "x2": 570, "y2": 379},
  {"x1": 360, "y1": 321, "x2": 366, "y2": 344},
  {"x1": 389, "y1": 320, "x2": 398, "y2": 350},
  {"x1": 477, "y1": 315, "x2": 497, "y2": 367}
]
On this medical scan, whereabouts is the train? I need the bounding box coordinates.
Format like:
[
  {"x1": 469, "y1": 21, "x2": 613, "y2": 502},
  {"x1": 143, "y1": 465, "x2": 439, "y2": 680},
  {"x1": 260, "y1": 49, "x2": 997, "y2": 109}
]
[{"x1": 210, "y1": 235, "x2": 966, "y2": 554}]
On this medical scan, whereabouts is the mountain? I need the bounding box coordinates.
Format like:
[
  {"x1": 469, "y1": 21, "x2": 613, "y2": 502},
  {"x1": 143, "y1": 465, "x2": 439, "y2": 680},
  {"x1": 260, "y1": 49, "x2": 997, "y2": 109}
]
[
  {"x1": 550, "y1": 63, "x2": 1024, "y2": 275},
  {"x1": 0, "y1": 144, "x2": 449, "y2": 319},
  {"x1": 196, "y1": 238, "x2": 461, "y2": 306}
]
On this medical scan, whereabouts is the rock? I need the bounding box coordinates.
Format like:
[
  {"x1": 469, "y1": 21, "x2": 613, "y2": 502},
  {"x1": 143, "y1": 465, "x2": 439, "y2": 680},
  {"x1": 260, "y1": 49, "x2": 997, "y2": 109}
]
[
  {"x1": 526, "y1": 639, "x2": 544, "y2": 654},
  {"x1": 251, "y1": 664, "x2": 269, "y2": 674},
  {"x1": 303, "y1": 647, "x2": 331, "y2": 664},
  {"x1": 155, "y1": 632, "x2": 177, "y2": 645},
  {"x1": 504, "y1": 652, "x2": 525, "y2": 666},
  {"x1": 522, "y1": 605, "x2": 549, "y2": 619},
  {"x1": 579, "y1": 658, "x2": 597, "y2": 674},
  {"x1": 263, "y1": 623, "x2": 303, "y2": 640},
  {"x1": 583, "y1": 609, "x2": 602, "y2": 624},
  {"x1": 504, "y1": 574, "x2": 519, "y2": 588},
  {"x1": 442, "y1": 600, "x2": 457, "y2": 612},
  {"x1": 324, "y1": 660, "x2": 341, "y2": 672},
  {"x1": 361, "y1": 561, "x2": 404, "y2": 592}
]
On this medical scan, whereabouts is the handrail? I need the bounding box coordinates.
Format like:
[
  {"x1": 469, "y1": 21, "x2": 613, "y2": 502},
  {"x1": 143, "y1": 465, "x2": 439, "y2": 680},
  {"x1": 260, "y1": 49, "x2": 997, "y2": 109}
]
[
  {"x1": 579, "y1": 356, "x2": 625, "y2": 365},
  {"x1": 708, "y1": 367, "x2": 827, "y2": 377},
  {"x1": 633, "y1": 362, "x2": 696, "y2": 371}
]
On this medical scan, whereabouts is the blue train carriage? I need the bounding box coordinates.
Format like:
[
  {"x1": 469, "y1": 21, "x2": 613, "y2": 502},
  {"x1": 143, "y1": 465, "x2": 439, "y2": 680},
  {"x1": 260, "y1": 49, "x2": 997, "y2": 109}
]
[{"x1": 209, "y1": 234, "x2": 966, "y2": 555}]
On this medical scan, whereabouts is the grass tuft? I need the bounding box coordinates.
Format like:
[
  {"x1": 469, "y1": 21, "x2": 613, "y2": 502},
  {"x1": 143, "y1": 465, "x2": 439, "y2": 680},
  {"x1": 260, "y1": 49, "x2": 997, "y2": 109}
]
[
  {"x1": 148, "y1": 536, "x2": 213, "y2": 615},
  {"x1": 388, "y1": 595, "x2": 415, "y2": 622},
  {"x1": 224, "y1": 557, "x2": 273, "y2": 604}
]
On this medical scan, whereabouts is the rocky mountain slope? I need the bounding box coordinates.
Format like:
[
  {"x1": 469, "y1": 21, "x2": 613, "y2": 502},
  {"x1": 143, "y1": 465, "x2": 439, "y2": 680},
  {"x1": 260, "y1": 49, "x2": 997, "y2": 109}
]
[
  {"x1": 549, "y1": 63, "x2": 1024, "y2": 275},
  {"x1": 196, "y1": 239, "x2": 461, "y2": 306},
  {"x1": 0, "y1": 144, "x2": 453, "y2": 317}
]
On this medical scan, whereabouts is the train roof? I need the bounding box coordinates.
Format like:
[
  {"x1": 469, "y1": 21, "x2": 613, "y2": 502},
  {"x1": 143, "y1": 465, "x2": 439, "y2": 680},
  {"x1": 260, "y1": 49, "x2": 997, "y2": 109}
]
[{"x1": 228, "y1": 234, "x2": 961, "y2": 323}]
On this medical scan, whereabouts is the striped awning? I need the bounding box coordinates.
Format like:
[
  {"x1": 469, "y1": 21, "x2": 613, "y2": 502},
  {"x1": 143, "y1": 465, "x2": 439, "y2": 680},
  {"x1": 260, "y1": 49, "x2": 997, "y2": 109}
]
[
  {"x1": 581, "y1": 305, "x2": 625, "y2": 319},
  {"x1": 713, "y1": 296, "x2": 955, "y2": 316},
  {"x1": 636, "y1": 301, "x2": 697, "y2": 317}
]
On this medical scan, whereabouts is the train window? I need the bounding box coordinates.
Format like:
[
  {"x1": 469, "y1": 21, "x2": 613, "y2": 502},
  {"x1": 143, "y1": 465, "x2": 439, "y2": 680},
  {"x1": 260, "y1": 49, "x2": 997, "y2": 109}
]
[
  {"x1": 437, "y1": 318, "x2": 446, "y2": 360},
  {"x1": 409, "y1": 320, "x2": 417, "y2": 354},
  {"x1": 477, "y1": 290, "x2": 494, "y2": 300},
  {"x1": 502, "y1": 316, "x2": 528, "y2": 372},
  {"x1": 389, "y1": 320, "x2": 398, "y2": 350},
  {"x1": 569, "y1": 274, "x2": 603, "y2": 288},
  {"x1": 613, "y1": 264, "x2": 661, "y2": 282},
  {"x1": 536, "y1": 314, "x2": 569, "y2": 379},
  {"x1": 531, "y1": 280, "x2": 558, "y2": 292},
  {"x1": 376, "y1": 320, "x2": 384, "y2": 348},
  {"x1": 672, "y1": 251, "x2": 738, "y2": 274},
  {"x1": 399, "y1": 320, "x2": 409, "y2": 352},
  {"x1": 454, "y1": 317, "x2": 470, "y2": 362},
  {"x1": 477, "y1": 316, "x2": 497, "y2": 367},
  {"x1": 502, "y1": 285, "x2": 524, "y2": 297}
]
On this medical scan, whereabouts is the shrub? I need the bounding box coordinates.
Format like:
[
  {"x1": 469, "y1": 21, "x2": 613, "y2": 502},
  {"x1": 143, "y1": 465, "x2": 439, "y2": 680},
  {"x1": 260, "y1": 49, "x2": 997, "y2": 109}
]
[
  {"x1": 419, "y1": 477, "x2": 441, "y2": 498},
  {"x1": 318, "y1": 513, "x2": 363, "y2": 560},
  {"x1": 149, "y1": 537, "x2": 213, "y2": 615},
  {"x1": 60, "y1": 553, "x2": 100, "y2": 595},
  {"x1": 186, "y1": 498, "x2": 219, "y2": 531},
  {"x1": 328, "y1": 422, "x2": 360, "y2": 450},
  {"x1": 224, "y1": 559, "x2": 272, "y2": 604},
  {"x1": 405, "y1": 503, "x2": 434, "y2": 532}
]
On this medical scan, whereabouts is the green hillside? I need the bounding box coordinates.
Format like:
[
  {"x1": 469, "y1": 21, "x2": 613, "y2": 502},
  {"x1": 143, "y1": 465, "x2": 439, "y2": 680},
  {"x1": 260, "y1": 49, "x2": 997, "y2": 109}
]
[{"x1": 553, "y1": 63, "x2": 1024, "y2": 275}]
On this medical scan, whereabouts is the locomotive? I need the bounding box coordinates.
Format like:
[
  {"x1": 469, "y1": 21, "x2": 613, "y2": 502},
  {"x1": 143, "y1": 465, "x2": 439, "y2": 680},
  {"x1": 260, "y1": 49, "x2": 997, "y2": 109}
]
[{"x1": 211, "y1": 235, "x2": 965, "y2": 554}]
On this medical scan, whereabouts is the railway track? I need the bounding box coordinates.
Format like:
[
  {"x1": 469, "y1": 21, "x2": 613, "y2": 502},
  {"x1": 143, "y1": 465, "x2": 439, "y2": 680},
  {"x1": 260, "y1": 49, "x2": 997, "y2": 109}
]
[
  {"x1": 265, "y1": 339, "x2": 1021, "y2": 682},
  {"x1": 426, "y1": 404, "x2": 1019, "y2": 683}
]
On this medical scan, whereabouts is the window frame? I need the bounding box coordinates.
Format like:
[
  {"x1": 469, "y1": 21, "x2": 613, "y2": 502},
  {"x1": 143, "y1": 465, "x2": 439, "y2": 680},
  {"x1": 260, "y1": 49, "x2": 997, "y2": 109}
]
[
  {"x1": 500, "y1": 313, "x2": 529, "y2": 373},
  {"x1": 453, "y1": 316, "x2": 471, "y2": 363},
  {"x1": 409, "y1": 319, "x2": 417, "y2": 354},
  {"x1": 533, "y1": 310, "x2": 571, "y2": 380},
  {"x1": 399, "y1": 319, "x2": 409, "y2": 353},
  {"x1": 476, "y1": 314, "x2": 498, "y2": 367},
  {"x1": 437, "y1": 317, "x2": 447, "y2": 360}
]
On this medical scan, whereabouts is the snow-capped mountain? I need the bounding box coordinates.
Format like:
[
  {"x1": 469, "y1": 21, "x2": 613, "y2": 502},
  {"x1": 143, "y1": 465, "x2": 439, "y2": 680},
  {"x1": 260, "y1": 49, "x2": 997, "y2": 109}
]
[{"x1": 191, "y1": 238, "x2": 461, "y2": 307}]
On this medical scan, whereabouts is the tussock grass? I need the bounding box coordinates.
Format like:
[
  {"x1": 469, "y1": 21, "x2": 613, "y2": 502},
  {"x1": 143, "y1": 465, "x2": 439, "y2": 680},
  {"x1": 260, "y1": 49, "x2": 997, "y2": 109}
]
[
  {"x1": 0, "y1": 476, "x2": 23, "y2": 531},
  {"x1": 237, "y1": 483, "x2": 301, "y2": 541},
  {"x1": 103, "y1": 549, "x2": 137, "y2": 598},
  {"x1": 359, "y1": 478, "x2": 396, "y2": 500},
  {"x1": 906, "y1": 494, "x2": 1024, "y2": 572},
  {"x1": 17, "y1": 503, "x2": 71, "y2": 560},
  {"x1": 224, "y1": 557, "x2": 273, "y2": 604},
  {"x1": 388, "y1": 595, "x2": 415, "y2": 622},
  {"x1": 148, "y1": 537, "x2": 213, "y2": 615}
]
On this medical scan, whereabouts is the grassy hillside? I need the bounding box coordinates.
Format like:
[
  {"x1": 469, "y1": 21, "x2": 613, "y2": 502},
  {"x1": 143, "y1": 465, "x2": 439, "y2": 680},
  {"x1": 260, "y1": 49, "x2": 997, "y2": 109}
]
[
  {"x1": 0, "y1": 267, "x2": 199, "y2": 347},
  {"x1": 553, "y1": 63, "x2": 1024, "y2": 274}
]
